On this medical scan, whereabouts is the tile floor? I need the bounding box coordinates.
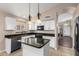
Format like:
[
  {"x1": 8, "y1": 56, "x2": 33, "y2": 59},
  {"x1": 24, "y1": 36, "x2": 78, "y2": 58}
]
[
  {"x1": 49, "y1": 46, "x2": 75, "y2": 56},
  {"x1": 0, "y1": 46, "x2": 75, "y2": 56}
]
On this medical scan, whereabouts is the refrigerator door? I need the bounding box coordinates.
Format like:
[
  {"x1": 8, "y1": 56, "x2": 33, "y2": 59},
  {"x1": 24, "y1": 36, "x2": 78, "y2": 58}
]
[{"x1": 75, "y1": 16, "x2": 79, "y2": 55}]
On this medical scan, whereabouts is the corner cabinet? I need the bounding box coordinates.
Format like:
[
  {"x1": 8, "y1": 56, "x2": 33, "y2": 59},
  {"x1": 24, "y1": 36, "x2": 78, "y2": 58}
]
[{"x1": 5, "y1": 17, "x2": 16, "y2": 30}]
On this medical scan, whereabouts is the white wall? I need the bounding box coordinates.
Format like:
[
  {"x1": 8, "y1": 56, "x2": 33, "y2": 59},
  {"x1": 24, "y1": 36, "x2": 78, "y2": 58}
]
[{"x1": 0, "y1": 12, "x2": 5, "y2": 51}]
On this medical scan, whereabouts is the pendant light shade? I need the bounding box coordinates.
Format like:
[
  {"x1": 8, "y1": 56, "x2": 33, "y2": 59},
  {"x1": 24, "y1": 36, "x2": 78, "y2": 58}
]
[
  {"x1": 37, "y1": 12, "x2": 41, "y2": 19},
  {"x1": 29, "y1": 14, "x2": 31, "y2": 21},
  {"x1": 37, "y1": 3, "x2": 41, "y2": 23},
  {"x1": 28, "y1": 3, "x2": 31, "y2": 24},
  {"x1": 37, "y1": 3, "x2": 40, "y2": 19}
]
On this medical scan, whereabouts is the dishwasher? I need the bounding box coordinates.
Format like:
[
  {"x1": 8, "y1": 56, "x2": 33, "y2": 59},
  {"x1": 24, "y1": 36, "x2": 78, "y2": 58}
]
[
  {"x1": 5, "y1": 35, "x2": 21, "y2": 53},
  {"x1": 11, "y1": 36, "x2": 21, "y2": 52}
]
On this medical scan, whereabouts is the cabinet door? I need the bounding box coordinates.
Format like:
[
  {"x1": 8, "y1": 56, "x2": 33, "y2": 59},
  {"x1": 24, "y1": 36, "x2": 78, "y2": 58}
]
[
  {"x1": 63, "y1": 25, "x2": 71, "y2": 36},
  {"x1": 43, "y1": 20, "x2": 55, "y2": 30},
  {"x1": 44, "y1": 21, "x2": 49, "y2": 30},
  {"x1": 29, "y1": 22, "x2": 36, "y2": 30},
  {"x1": 5, "y1": 38, "x2": 11, "y2": 54},
  {"x1": 5, "y1": 17, "x2": 16, "y2": 30},
  {"x1": 49, "y1": 20, "x2": 55, "y2": 30},
  {"x1": 43, "y1": 36, "x2": 56, "y2": 49},
  {"x1": 50, "y1": 37, "x2": 56, "y2": 48},
  {"x1": 31, "y1": 22, "x2": 35, "y2": 30}
]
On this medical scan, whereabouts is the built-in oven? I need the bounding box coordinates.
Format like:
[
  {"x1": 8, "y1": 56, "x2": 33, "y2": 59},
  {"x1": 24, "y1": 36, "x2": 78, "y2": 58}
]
[{"x1": 37, "y1": 25, "x2": 44, "y2": 30}]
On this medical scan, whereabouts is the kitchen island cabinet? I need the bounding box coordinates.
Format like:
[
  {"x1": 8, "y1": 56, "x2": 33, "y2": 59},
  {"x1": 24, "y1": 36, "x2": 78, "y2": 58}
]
[
  {"x1": 43, "y1": 36, "x2": 57, "y2": 49},
  {"x1": 20, "y1": 37, "x2": 50, "y2": 56}
]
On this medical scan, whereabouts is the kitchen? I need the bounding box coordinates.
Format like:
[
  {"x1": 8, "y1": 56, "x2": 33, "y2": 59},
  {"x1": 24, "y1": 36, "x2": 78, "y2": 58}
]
[{"x1": 0, "y1": 3, "x2": 78, "y2": 56}]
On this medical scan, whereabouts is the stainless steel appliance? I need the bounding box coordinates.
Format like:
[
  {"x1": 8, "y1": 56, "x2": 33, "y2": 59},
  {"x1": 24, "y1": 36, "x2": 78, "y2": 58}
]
[
  {"x1": 75, "y1": 16, "x2": 79, "y2": 55},
  {"x1": 11, "y1": 36, "x2": 21, "y2": 52},
  {"x1": 37, "y1": 25, "x2": 44, "y2": 30}
]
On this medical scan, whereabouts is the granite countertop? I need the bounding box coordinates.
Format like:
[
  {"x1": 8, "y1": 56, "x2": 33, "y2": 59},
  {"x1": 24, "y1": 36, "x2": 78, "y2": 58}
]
[
  {"x1": 5, "y1": 30, "x2": 55, "y2": 35},
  {"x1": 5, "y1": 31, "x2": 55, "y2": 38},
  {"x1": 18, "y1": 37, "x2": 50, "y2": 48}
]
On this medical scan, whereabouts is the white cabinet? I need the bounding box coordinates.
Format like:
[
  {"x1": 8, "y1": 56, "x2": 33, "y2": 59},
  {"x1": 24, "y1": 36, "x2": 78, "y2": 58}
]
[
  {"x1": 63, "y1": 25, "x2": 71, "y2": 36},
  {"x1": 21, "y1": 35, "x2": 49, "y2": 56},
  {"x1": 50, "y1": 37, "x2": 56, "y2": 49},
  {"x1": 31, "y1": 22, "x2": 36, "y2": 30},
  {"x1": 58, "y1": 13, "x2": 72, "y2": 23},
  {"x1": 22, "y1": 41, "x2": 49, "y2": 56},
  {"x1": 43, "y1": 21, "x2": 48, "y2": 30},
  {"x1": 28, "y1": 20, "x2": 55, "y2": 30},
  {"x1": 43, "y1": 36, "x2": 56, "y2": 49},
  {"x1": 28, "y1": 22, "x2": 43, "y2": 30},
  {"x1": 29, "y1": 22, "x2": 36, "y2": 30},
  {"x1": 5, "y1": 38, "x2": 11, "y2": 54},
  {"x1": 49, "y1": 20, "x2": 55, "y2": 30},
  {"x1": 5, "y1": 17, "x2": 16, "y2": 30},
  {"x1": 43, "y1": 20, "x2": 55, "y2": 30}
]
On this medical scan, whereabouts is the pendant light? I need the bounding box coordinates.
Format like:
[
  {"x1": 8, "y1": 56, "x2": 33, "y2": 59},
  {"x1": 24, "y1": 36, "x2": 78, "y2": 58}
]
[
  {"x1": 28, "y1": 3, "x2": 31, "y2": 24},
  {"x1": 37, "y1": 3, "x2": 41, "y2": 23}
]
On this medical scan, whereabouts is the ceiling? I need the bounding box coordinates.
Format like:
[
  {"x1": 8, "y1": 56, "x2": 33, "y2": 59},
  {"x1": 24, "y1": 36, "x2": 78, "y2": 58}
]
[
  {"x1": 0, "y1": 3, "x2": 77, "y2": 19},
  {"x1": 0, "y1": 3, "x2": 59, "y2": 19}
]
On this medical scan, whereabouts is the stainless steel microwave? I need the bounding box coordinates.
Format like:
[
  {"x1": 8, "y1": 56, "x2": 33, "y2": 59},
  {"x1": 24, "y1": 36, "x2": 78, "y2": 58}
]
[{"x1": 37, "y1": 26, "x2": 44, "y2": 30}]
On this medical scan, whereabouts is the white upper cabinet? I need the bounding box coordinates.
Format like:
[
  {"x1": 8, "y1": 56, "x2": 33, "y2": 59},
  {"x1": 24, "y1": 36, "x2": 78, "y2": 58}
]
[
  {"x1": 43, "y1": 20, "x2": 55, "y2": 30},
  {"x1": 5, "y1": 17, "x2": 16, "y2": 30},
  {"x1": 29, "y1": 22, "x2": 36, "y2": 30},
  {"x1": 58, "y1": 13, "x2": 72, "y2": 23},
  {"x1": 28, "y1": 20, "x2": 55, "y2": 30}
]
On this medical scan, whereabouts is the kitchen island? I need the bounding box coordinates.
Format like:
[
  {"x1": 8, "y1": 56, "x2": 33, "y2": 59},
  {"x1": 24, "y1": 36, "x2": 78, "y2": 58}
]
[
  {"x1": 5, "y1": 31, "x2": 56, "y2": 54},
  {"x1": 18, "y1": 37, "x2": 50, "y2": 56}
]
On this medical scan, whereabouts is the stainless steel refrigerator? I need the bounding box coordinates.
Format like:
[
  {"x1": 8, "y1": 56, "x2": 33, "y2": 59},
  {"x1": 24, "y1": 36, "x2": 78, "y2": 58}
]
[{"x1": 75, "y1": 16, "x2": 79, "y2": 56}]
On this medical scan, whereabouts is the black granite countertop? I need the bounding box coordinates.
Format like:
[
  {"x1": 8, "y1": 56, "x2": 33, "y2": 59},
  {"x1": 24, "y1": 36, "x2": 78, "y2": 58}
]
[
  {"x1": 5, "y1": 32, "x2": 55, "y2": 38},
  {"x1": 18, "y1": 37, "x2": 50, "y2": 48}
]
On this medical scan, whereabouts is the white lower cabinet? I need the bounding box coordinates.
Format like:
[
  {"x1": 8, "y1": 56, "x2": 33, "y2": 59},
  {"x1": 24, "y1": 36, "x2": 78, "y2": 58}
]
[
  {"x1": 21, "y1": 35, "x2": 49, "y2": 56},
  {"x1": 50, "y1": 37, "x2": 56, "y2": 49},
  {"x1": 22, "y1": 42, "x2": 49, "y2": 56},
  {"x1": 5, "y1": 38, "x2": 11, "y2": 54},
  {"x1": 43, "y1": 36, "x2": 56, "y2": 49}
]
